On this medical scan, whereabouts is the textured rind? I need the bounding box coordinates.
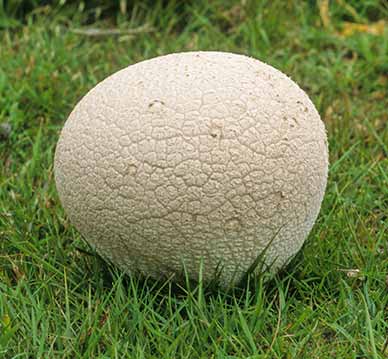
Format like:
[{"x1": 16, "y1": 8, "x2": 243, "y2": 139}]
[{"x1": 54, "y1": 51, "x2": 328, "y2": 286}]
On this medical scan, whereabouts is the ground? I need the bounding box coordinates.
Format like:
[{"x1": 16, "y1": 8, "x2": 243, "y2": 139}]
[{"x1": 0, "y1": 1, "x2": 387, "y2": 358}]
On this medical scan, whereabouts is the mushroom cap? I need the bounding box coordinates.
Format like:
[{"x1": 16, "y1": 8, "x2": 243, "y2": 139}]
[{"x1": 54, "y1": 51, "x2": 328, "y2": 286}]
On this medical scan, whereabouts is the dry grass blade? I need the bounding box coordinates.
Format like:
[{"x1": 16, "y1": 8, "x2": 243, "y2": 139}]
[
  {"x1": 70, "y1": 24, "x2": 154, "y2": 37},
  {"x1": 319, "y1": 0, "x2": 331, "y2": 28}
]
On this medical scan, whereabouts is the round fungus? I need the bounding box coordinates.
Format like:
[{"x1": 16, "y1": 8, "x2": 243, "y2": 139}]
[{"x1": 54, "y1": 51, "x2": 329, "y2": 287}]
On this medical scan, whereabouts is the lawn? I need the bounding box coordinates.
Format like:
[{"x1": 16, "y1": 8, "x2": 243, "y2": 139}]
[{"x1": 0, "y1": 0, "x2": 387, "y2": 358}]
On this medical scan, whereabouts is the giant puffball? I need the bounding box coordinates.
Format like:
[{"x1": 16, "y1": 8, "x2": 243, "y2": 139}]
[{"x1": 54, "y1": 51, "x2": 328, "y2": 287}]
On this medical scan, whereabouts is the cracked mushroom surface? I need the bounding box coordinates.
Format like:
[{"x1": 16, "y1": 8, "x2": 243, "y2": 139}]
[{"x1": 54, "y1": 51, "x2": 329, "y2": 286}]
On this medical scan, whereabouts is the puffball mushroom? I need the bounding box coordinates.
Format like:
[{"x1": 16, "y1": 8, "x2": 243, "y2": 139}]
[{"x1": 54, "y1": 51, "x2": 328, "y2": 287}]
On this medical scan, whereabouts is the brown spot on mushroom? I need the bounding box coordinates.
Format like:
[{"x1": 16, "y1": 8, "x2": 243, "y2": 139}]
[
  {"x1": 126, "y1": 164, "x2": 137, "y2": 176},
  {"x1": 225, "y1": 217, "x2": 242, "y2": 233},
  {"x1": 148, "y1": 100, "x2": 165, "y2": 108}
]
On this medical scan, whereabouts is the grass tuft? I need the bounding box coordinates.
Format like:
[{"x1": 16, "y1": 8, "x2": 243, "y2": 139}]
[{"x1": 1, "y1": 0, "x2": 387, "y2": 357}]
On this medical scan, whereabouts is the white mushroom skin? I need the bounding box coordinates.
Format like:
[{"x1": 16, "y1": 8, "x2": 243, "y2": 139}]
[{"x1": 54, "y1": 52, "x2": 329, "y2": 286}]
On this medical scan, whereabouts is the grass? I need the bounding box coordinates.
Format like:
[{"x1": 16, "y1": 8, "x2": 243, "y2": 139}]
[{"x1": 0, "y1": 0, "x2": 387, "y2": 357}]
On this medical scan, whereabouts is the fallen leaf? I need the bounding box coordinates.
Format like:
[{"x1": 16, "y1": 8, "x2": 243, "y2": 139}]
[
  {"x1": 12, "y1": 262, "x2": 25, "y2": 282},
  {"x1": 338, "y1": 268, "x2": 363, "y2": 278},
  {"x1": 345, "y1": 269, "x2": 361, "y2": 278},
  {"x1": 340, "y1": 20, "x2": 386, "y2": 37}
]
